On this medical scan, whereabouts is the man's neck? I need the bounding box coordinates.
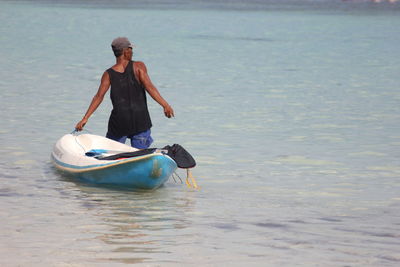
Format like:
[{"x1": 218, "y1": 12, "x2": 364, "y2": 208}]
[{"x1": 116, "y1": 57, "x2": 130, "y2": 65}]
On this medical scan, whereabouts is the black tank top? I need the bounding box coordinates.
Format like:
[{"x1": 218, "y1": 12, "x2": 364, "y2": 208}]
[{"x1": 106, "y1": 61, "x2": 152, "y2": 137}]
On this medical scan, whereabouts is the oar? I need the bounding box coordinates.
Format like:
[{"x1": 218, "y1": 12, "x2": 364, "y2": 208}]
[{"x1": 85, "y1": 149, "x2": 133, "y2": 157}]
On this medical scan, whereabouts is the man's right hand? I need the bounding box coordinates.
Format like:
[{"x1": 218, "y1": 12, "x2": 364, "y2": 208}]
[
  {"x1": 164, "y1": 105, "x2": 174, "y2": 118},
  {"x1": 75, "y1": 118, "x2": 88, "y2": 131}
]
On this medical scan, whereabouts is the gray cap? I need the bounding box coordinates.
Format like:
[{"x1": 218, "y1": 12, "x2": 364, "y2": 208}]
[{"x1": 111, "y1": 37, "x2": 133, "y2": 51}]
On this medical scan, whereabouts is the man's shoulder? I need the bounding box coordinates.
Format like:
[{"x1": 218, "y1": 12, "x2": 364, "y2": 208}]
[
  {"x1": 133, "y1": 61, "x2": 145, "y2": 67},
  {"x1": 105, "y1": 64, "x2": 116, "y2": 73},
  {"x1": 101, "y1": 70, "x2": 111, "y2": 80},
  {"x1": 133, "y1": 61, "x2": 147, "y2": 72}
]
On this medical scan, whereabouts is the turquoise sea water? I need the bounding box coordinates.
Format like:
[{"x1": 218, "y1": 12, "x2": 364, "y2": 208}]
[{"x1": 1, "y1": 0, "x2": 400, "y2": 266}]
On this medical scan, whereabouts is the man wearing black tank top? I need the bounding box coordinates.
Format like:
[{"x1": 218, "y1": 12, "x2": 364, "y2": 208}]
[{"x1": 75, "y1": 37, "x2": 174, "y2": 149}]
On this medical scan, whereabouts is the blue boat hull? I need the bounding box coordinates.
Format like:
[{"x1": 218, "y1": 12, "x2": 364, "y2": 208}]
[{"x1": 53, "y1": 154, "x2": 177, "y2": 189}]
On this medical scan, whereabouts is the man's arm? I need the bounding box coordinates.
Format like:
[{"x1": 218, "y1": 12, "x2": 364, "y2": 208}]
[
  {"x1": 75, "y1": 71, "x2": 111, "y2": 131},
  {"x1": 134, "y1": 61, "x2": 174, "y2": 118}
]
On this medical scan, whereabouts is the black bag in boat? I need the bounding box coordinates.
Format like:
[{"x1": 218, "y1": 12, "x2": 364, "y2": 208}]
[{"x1": 163, "y1": 144, "x2": 196, "y2": 169}]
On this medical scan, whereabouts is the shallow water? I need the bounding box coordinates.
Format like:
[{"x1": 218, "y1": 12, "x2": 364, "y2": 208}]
[{"x1": 1, "y1": 0, "x2": 400, "y2": 266}]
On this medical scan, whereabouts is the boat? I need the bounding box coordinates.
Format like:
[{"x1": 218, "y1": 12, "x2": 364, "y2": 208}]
[{"x1": 51, "y1": 133, "x2": 180, "y2": 189}]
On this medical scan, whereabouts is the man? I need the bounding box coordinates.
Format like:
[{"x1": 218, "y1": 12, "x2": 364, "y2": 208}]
[{"x1": 75, "y1": 37, "x2": 174, "y2": 148}]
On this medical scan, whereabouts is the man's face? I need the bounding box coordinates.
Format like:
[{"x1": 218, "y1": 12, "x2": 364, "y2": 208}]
[{"x1": 124, "y1": 47, "x2": 133, "y2": 60}]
